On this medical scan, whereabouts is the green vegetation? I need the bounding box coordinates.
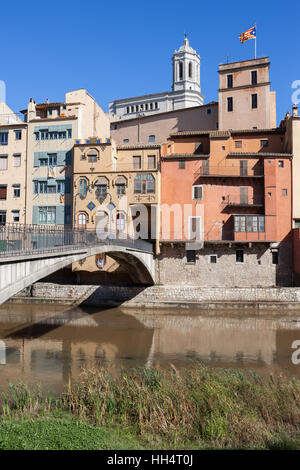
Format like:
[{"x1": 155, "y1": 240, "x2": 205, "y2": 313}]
[{"x1": 0, "y1": 365, "x2": 300, "y2": 450}]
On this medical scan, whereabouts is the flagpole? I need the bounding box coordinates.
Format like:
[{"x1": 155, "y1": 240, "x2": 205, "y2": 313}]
[{"x1": 254, "y1": 23, "x2": 257, "y2": 59}]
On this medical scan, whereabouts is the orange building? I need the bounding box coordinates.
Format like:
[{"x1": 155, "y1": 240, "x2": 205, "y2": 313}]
[{"x1": 159, "y1": 128, "x2": 293, "y2": 287}]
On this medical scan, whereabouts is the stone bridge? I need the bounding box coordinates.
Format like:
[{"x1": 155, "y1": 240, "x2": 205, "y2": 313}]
[{"x1": 0, "y1": 225, "x2": 155, "y2": 305}]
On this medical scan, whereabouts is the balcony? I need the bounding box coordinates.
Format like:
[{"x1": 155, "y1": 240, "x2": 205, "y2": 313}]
[
  {"x1": 221, "y1": 194, "x2": 265, "y2": 209},
  {"x1": 194, "y1": 165, "x2": 264, "y2": 178}
]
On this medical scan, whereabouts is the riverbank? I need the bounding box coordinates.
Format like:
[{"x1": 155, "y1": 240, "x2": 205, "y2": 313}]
[
  {"x1": 0, "y1": 366, "x2": 299, "y2": 450},
  {"x1": 9, "y1": 282, "x2": 300, "y2": 311}
]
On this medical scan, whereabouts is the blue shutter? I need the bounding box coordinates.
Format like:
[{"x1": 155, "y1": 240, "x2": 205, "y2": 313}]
[
  {"x1": 32, "y1": 206, "x2": 39, "y2": 224},
  {"x1": 34, "y1": 152, "x2": 40, "y2": 167},
  {"x1": 56, "y1": 151, "x2": 66, "y2": 166},
  {"x1": 56, "y1": 205, "x2": 65, "y2": 225}
]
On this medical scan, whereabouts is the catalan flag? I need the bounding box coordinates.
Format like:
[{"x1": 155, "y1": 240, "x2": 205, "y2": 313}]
[{"x1": 239, "y1": 26, "x2": 256, "y2": 44}]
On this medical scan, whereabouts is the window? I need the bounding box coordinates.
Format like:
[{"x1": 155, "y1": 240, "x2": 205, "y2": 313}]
[
  {"x1": 192, "y1": 185, "x2": 203, "y2": 200},
  {"x1": 207, "y1": 108, "x2": 212, "y2": 115},
  {"x1": 234, "y1": 215, "x2": 265, "y2": 232},
  {"x1": 133, "y1": 156, "x2": 141, "y2": 170},
  {"x1": 179, "y1": 62, "x2": 183, "y2": 80},
  {"x1": 88, "y1": 153, "x2": 97, "y2": 162},
  {"x1": 186, "y1": 250, "x2": 196, "y2": 263},
  {"x1": 14, "y1": 130, "x2": 22, "y2": 140},
  {"x1": 0, "y1": 185, "x2": 7, "y2": 200},
  {"x1": 178, "y1": 160, "x2": 185, "y2": 169},
  {"x1": 79, "y1": 179, "x2": 88, "y2": 197},
  {"x1": 251, "y1": 70, "x2": 257, "y2": 85},
  {"x1": 210, "y1": 255, "x2": 217, "y2": 264},
  {"x1": 48, "y1": 154, "x2": 57, "y2": 166},
  {"x1": 57, "y1": 181, "x2": 65, "y2": 194},
  {"x1": 251, "y1": 94, "x2": 258, "y2": 109},
  {"x1": 0, "y1": 155, "x2": 8, "y2": 170},
  {"x1": 117, "y1": 184, "x2": 126, "y2": 195},
  {"x1": 155, "y1": 102, "x2": 158, "y2": 109},
  {"x1": 126, "y1": 107, "x2": 129, "y2": 114},
  {"x1": 227, "y1": 74, "x2": 233, "y2": 88},
  {"x1": 80, "y1": 154, "x2": 85, "y2": 160},
  {"x1": 282, "y1": 189, "x2": 288, "y2": 196},
  {"x1": 78, "y1": 213, "x2": 87, "y2": 228},
  {"x1": 260, "y1": 140, "x2": 268, "y2": 148},
  {"x1": 97, "y1": 184, "x2": 107, "y2": 196},
  {"x1": 227, "y1": 97, "x2": 233, "y2": 112},
  {"x1": 148, "y1": 135, "x2": 155, "y2": 143},
  {"x1": 188, "y1": 62, "x2": 193, "y2": 78},
  {"x1": 235, "y1": 140, "x2": 242, "y2": 149},
  {"x1": 39, "y1": 181, "x2": 47, "y2": 194},
  {"x1": 12, "y1": 210, "x2": 20, "y2": 222},
  {"x1": 236, "y1": 250, "x2": 244, "y2": 263},
  {"x1": 240, "y1": 188, "x2": 248, "y2": 204},
  {"x1": 147, "y1": 155, "x2": 156, "y2": 169},
  {"x1": 240, "y1": 160, "x2": 248, "y2": 176},
  {"x1": 272, "y1": 251, "x2": 278, "y2": 265},
  {"x1": 39, "y1": 158, "x2": 48, "y2": 166},
  {"x1": 278, "y1": 160, "x2": 284, "y2": 168},
  {"x1": 134, "y1": 173, "x2": 155, "y2": 194},
  {"x1": 0, "y1": 132, "x2": 8, "y2": 145},
  {"x1": 123, "y1": 139, "x2": 129, "y2": 143},
  {"x1": 0, "y1": 211, "x2": 6, "y2": 225},
  {"x1": 13, "y1": 154, "x2": 21, "y2": 167},
  {"x1": 38, "y1": 207, "x2": 56, "y2": 224},
  {"x1": 13, "y1": 185, "x2": 20, "y2": 198}
]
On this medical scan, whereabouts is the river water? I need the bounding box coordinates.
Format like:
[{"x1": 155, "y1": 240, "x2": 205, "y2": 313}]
[{"x1": 0, "y1": 303, "x2": 300, "y2": 394}]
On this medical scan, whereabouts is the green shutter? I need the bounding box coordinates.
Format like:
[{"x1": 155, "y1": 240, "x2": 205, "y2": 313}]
[
  {"x1": 32, "y1": 206, "x2": 39, "y2": 224},
  {"x1": 56, "y1": 205, "x2": 65, "y2": 225}
]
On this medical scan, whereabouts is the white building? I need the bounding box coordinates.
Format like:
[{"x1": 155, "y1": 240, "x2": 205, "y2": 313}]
[{"x1": 109, "y1": 36, "x2": 204, "y2": 121}]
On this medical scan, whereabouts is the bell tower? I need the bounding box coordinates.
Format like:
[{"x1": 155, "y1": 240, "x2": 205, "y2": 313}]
[{"x1": 172, "y1": 35, "x2": 201, "y2": 94}]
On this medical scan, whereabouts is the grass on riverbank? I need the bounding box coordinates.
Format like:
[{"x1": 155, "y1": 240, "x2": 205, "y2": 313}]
[{"x1": 1, "y1": 365, "x2": 300, "y2": 450}]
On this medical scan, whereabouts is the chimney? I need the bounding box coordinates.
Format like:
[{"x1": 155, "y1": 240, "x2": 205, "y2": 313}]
[
  {"x1": 292, "y1": 105, "x2": 298, "y2": 117},
  {"x1": 27, "y1": 98, "x2": 36, "y2": 122}
]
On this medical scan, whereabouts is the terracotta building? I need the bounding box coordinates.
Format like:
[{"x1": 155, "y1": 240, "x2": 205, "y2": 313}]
[{"x1": 159, "y1": 127, "x2": 292, "y2": 287}]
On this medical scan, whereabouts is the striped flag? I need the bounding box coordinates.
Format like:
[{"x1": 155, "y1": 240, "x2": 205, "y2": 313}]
[{"x1": 239, "y1": 26, "x2": 256, "y2": 44}]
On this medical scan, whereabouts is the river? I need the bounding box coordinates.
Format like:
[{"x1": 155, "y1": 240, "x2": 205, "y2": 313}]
[{"x1": 0, "y1": 303, "x2": 300, "y2": 394}]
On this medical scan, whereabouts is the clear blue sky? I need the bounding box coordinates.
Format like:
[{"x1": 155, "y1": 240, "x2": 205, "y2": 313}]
[{"x1": 1, "y1": 0, "x2": 299, "y2": 124}]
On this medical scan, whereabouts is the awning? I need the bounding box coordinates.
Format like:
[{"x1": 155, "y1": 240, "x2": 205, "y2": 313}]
[
  {"x1": 115, "y1": 175, "x2": 127, "y2": 185},
  {"x1": 95, "y1": 176, "x2": 108, "y2": 185}
]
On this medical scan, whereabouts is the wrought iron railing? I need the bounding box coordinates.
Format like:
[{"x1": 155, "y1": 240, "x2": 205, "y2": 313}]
[{"x1": 0, "y1": 224, "x2": 153, "y2": 258}]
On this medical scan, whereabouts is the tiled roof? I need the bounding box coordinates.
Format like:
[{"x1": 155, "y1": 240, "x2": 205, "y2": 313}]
[
  {"x1": 228, "y1": 152, "x2": 292, "y2": 157},
  {"x1": 117, "y1": 143, "x2": 161, "y2": 150},
  {"x1": 161, "y1": 153, "x2": 210, "y2": 159}
]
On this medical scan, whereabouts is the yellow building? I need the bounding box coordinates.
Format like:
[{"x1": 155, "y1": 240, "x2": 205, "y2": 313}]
[{"x1": 72, "y1": 137, "x2": 161, "y2": 281}]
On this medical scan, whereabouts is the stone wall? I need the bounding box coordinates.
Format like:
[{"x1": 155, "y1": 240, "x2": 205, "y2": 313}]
[
  {"x1": 156, "y1": 242, "x2": 293, "y2": 287},
  {"x1": 13, "y1": 282, "x2": 300, "y2": 309}
]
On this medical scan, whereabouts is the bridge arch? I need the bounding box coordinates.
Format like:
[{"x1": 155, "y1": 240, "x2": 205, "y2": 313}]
[{"x1": 0, "y1": 244, "x2": 155, "y2": 305}]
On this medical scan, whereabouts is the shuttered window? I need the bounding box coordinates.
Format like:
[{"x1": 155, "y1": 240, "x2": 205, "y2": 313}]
[{"x1": 0, "y1": 186, "x2": 7, "y2": 200}]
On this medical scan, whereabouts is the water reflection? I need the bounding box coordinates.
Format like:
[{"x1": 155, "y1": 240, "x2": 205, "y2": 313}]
[{"x1": 0, "y1": 303, "x2": 300, "y2": 394}]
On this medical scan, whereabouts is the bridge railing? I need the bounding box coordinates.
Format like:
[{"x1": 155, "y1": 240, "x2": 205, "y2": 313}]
[{"x1": 0, "y1": 224, "x2": 153, "y2": 258}]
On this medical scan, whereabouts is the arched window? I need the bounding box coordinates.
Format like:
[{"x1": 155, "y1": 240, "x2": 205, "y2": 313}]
[
  {"x1": 79, "y1": 178, "x2": 88, "y2": 198},
  {"x1": 189, "y1": 62, "x2": 193, "y2": 79},
  {"x1": 179, "y1": 62, "x2": 183, "y2": 80},
  {"x1": 87, "y1": 148, "x2": 98, "y2": 163},
  {"x1": 78, "y1": 212, "x2": 87, "y2": 228}
]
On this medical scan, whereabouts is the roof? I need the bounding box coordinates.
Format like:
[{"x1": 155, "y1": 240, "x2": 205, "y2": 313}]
[
  {"x1": 228, "y1": 152, "x2": 292, "y2": 158},
  {"x1": 117, "y1": 143, "x2": 161, "y2": 150},
  {"x1": 161, "y1": 153, "x2": 210, "y2": 159},
  {"x1": 110, "y1": 102, "x2": 218, "y2": 125},
  {"x1": 170, "y1": 127, "x2": 285, "y2": 138}
]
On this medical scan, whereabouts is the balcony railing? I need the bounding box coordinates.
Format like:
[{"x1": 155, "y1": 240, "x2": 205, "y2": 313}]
[{"x1": 194, "y1": 165, "x2": 264, "y2": 178}]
